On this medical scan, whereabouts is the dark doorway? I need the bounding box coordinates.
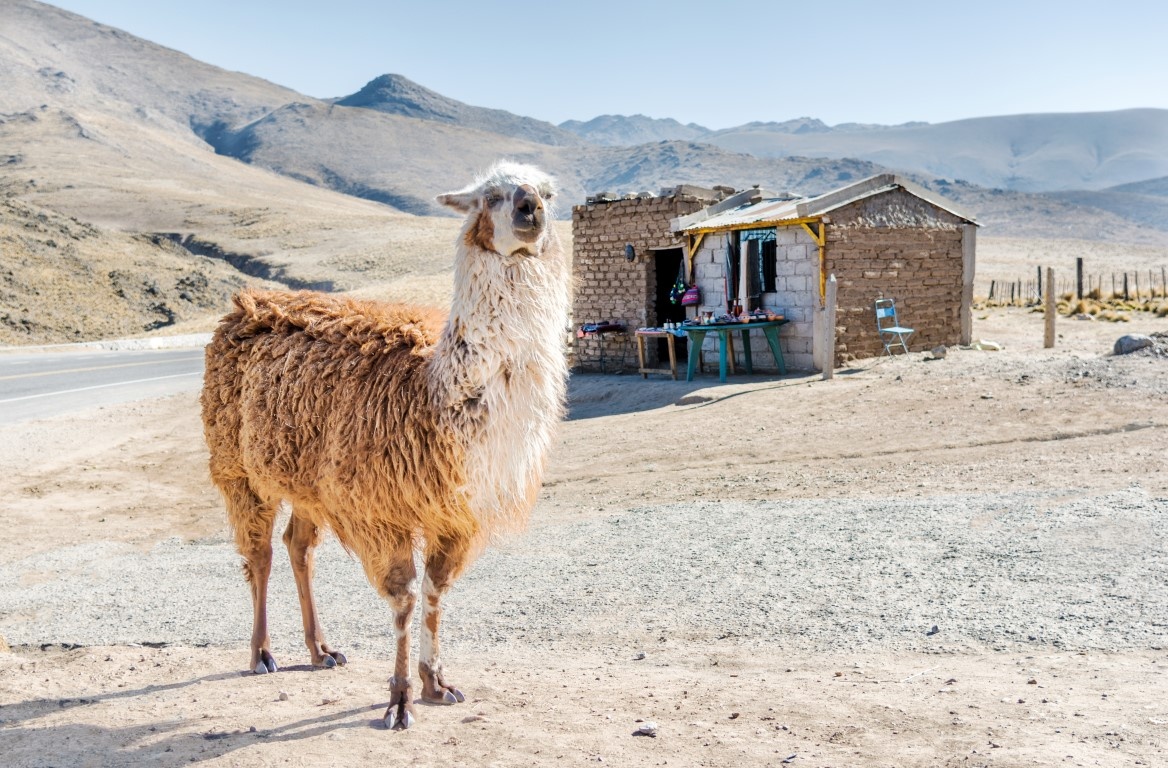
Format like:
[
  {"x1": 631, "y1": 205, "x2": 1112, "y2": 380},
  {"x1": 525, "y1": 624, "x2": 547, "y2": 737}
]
[{"x1": 652, "y1": 248, "x2": 689, "y2": 363}]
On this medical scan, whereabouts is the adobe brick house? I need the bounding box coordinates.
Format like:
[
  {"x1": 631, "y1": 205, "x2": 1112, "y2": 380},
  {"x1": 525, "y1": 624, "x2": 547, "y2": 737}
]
[
  {"x1": 571, "y1": 174, "x2": 977, "y2": 373},
  {"x1": 571, "y1": 185, "x2": 729, "y2": 372}
]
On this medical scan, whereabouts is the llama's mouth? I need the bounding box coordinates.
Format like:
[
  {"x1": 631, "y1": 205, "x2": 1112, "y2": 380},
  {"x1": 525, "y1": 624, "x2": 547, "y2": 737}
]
[
  {"x1": 511, "y1": 185, "x2": 545, "y2": 242},
  {"x1": 512, "y1": 212, "x2": 545, "y2": 242}
]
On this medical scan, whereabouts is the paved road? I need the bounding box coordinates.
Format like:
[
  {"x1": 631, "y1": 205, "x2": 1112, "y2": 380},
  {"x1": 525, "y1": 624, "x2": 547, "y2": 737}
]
[{"x1": 0, "y1": 346, "x2": 205, "y2": 425}]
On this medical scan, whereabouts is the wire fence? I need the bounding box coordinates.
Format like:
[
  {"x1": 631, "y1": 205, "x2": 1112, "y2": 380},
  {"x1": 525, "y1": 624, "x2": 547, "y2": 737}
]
[{"x1": 977, "y1": 264, "x2": 1168, "y2": 307}]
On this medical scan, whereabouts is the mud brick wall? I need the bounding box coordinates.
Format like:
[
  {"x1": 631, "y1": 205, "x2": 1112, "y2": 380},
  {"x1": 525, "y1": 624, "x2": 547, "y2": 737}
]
[
  {"x1": 571, "y1": 194, "x2": 712, "y2": 371},
  {"x1": 826, "y1": 189, "x2": 969, "y2": 362}
]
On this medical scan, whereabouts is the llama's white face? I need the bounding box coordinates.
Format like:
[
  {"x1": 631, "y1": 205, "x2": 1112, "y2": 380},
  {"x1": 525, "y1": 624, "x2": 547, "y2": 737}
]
[{"x1": 437, "y1": 162, "x2": 557, "y2": 258}]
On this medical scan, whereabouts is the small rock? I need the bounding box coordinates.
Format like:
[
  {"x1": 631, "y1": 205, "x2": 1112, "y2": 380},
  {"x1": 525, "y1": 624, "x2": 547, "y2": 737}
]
[
  {"x1": 278, "y1": 691, "x2": 289, "y2": 701},
  {"x1": 926, "y1": 625, "x2": 940, "y2": 636},
  {"x1": 931, "y1": 345, "x2": 948, "y2": 359},
  {"x1": 1028, "y1": 678, "x2": 1038, "y2": 685},
  {"x1": 632, "y1": 652, "x2": 646, "y2": 661},
  {"x1": 1114, "y1": 334, "x2": 1154, "y2": 355},
  {"x1": 633, "y1": 721, "x2": 658, "y2": 737}
]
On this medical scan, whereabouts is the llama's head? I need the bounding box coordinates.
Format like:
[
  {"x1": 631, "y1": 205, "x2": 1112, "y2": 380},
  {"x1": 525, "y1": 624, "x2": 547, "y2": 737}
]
[{"x1": 437, "y1": 162, "x2": 557, "y2": 258}]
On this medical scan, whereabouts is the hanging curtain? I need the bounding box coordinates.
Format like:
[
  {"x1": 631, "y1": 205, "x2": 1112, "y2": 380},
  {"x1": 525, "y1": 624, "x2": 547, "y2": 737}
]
[
  {"x1": 761, "y1": 240, "x2": 777, "y2": 294},
  {"x1": 746, "y1": 239, "x2": 762, "y2": 310},
  {"x1": 725, "y1": 234, "x2": 739, "y2": 312}
]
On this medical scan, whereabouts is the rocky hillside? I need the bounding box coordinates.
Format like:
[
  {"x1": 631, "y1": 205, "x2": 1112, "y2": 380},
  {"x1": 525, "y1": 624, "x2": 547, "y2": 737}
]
[
  {"x1": 0, "y1": 197, "x2": 260, "y2": 344},
  {"x1": 559, "y1": 114, "x2": 711, "y2": 146},
  {"x1": 703, "y1": 110, "x2": 1168, "y2": 193},
  {"x1": 335, "y1": 74, "x2": 583, "y2": 147}
]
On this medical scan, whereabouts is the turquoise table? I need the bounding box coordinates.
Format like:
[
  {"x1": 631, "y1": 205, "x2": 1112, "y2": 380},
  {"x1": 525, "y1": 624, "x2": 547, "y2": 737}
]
[{"x1": 684, "y1": 319, "x2": 789, "y2": 382}]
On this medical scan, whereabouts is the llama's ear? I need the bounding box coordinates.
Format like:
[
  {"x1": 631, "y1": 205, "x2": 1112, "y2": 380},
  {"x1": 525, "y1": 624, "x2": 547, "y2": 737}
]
[{"x1": 437, "y1": 191, "x2": 477, "y2": 213}]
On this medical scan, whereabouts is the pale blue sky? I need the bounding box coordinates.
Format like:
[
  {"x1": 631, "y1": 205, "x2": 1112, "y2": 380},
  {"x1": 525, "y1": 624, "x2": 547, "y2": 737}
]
[{"x1": 46, "y1": 0, "x2": 1168, "y2": 129}]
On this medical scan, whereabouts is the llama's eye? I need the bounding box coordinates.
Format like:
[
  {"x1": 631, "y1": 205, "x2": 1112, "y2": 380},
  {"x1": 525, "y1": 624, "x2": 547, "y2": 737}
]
[{"x1": 485, "y1": 192, "x2": 503, "y2": 208}]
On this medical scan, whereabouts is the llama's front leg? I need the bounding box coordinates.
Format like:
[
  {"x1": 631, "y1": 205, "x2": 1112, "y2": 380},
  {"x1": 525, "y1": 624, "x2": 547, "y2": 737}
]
[
  {"x1": 284, "y1": 515, "x2": 346, "y2": 668},
  {"x1": 381, "y1": 547, "x2": 419, "y2": 730},
  {"x1": 418, "y1": 539, "x2": 469, "y2": 704}
]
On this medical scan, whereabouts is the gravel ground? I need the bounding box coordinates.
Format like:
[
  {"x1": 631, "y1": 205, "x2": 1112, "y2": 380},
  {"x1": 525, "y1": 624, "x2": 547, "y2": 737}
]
[{"x1": 3, "y1": 487, "x2": 1164, "y2": 661}]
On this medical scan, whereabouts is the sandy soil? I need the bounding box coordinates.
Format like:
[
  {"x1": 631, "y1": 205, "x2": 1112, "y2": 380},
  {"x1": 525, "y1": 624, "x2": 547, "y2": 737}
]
[{"x1": 1, "y1": 307, "x2": 1167, "y2": 767}]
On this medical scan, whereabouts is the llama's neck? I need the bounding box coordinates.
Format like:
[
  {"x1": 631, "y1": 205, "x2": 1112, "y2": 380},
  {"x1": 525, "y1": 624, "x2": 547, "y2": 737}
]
[{"x1": 428, "y1": 235, "x2": 571, "y2": 530}]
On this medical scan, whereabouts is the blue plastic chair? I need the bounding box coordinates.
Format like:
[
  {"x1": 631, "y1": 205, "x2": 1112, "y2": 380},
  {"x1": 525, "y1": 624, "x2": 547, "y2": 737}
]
[{"x1": 874, "y1": 298, "x2": 913, "y2": 355}]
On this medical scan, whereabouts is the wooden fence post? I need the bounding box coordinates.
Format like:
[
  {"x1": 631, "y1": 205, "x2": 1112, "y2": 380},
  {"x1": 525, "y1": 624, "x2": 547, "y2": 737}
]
[
  {"x1": 1044, "y1": 267, "x2": 1056, "y2": 349},
  {"x1": 1076, "y1": 257, "x2": 1084, "y2": 299},
  {"x1": 822, "y1": 274, "x2": 837, "y2": 380}
]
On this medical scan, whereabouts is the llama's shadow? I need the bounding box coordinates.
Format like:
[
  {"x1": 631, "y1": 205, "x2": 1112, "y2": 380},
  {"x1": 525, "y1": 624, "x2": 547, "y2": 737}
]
[
  {"x1": 1, "y1": 703, "x2": 385, "y2": 766},
  {"x1": 0, "y1": 669, "x2": 245, "y2": 728},
  {"x1": 566, "y1": 370, "x2": 808, "y2": 420},
  {"x1": 0, "y1": 667, "x2": 393, "y2": 766}
]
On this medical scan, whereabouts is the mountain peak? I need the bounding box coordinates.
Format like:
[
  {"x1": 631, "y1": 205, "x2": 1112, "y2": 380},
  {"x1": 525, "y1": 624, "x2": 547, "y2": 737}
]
[
  {"x1": 334, "y1": 73, "x2": 582, "y2": 146},
  {"x1": 336, "y1": 74, "x2": 453, "y2": 120}
]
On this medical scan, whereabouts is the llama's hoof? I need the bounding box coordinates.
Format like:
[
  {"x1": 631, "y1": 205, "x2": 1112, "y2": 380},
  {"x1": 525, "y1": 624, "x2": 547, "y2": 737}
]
[
  {"x1": 421, "y1": 684, "x2": 465, "y2": 704},
  {"x1": 383, "y1": 676, "x2": 415, "y2": 728},
  {"x1": 313, "y1": 650, "x2": 346, "y2": 669},
  {"x1": 419, "y1": 660, "x2": 465, "y2": 704},
  {"x1": 384, "y1": 706, "x2": 415, "y2": 730},
  {"x1": 253, "y1": 650, "x2": 278, "y2": 675},
  {"x1": 384, "y1": 681, "x2": 415, "y2": 730}
]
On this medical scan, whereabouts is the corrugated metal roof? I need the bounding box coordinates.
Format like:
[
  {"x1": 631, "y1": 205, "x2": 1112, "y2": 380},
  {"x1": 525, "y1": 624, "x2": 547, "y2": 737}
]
[{"x1": 673, "y1": 173, "x2": 978, "y2": 233}]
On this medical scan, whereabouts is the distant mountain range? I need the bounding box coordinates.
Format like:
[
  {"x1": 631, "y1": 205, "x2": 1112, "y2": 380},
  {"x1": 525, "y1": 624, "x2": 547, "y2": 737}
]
[{"x1": 3, "y1": 0, "x2": 1168, "y2": 249}]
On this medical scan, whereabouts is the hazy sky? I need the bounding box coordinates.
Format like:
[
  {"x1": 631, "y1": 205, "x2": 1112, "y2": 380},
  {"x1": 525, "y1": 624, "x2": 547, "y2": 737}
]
[{"x1": 46, "y1": 0, "x2": 1168, "y2": 130}]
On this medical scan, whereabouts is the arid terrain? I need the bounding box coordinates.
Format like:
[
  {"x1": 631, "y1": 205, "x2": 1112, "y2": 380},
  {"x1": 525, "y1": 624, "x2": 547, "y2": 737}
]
[
  {"x1": 1, "y1": 304, "x2": 1166, "y2": 767},
  {"x1": 1, "y1": 4, "x2": 1166, "y2": 764}
]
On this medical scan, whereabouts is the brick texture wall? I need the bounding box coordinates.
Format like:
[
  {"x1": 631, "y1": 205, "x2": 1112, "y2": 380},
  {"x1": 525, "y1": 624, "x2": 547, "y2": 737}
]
[
  {"x1": 571, "y1": 194, "x2": 712, "y2": 371},
  {"x1": 826, "y1": 189, "x2": 968, "y2": 362}
]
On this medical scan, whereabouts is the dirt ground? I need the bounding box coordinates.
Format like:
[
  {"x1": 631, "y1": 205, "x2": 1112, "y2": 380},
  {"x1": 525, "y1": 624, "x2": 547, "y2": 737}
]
[{"x1": 1, "y1": 306, "x2": 1167, "y2": 767}]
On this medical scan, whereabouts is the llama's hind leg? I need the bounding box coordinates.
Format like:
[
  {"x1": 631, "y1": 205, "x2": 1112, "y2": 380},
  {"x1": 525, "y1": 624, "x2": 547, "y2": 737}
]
[
  {"x1": 283, "y1": 514, "x2": 346, "y2": 668},
  {"x1": 418, "y1": 536, "x2": 470, "y2": 704},
  {"x1": 380, "y1": 539, "x2": 419, "y2": 730},
  {"x1": 223, "y1": 479, "x2": 278, "y2": 674}
]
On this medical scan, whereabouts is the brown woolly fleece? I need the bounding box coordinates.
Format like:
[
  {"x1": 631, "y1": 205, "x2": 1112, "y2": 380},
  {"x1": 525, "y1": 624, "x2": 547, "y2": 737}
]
[{"x1": 201, "y1": 289, "x2": 479, "y2": 584}]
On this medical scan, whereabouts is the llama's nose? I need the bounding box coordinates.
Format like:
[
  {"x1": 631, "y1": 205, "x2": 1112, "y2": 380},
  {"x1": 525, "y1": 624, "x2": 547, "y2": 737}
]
[
  {"x1": 511, "y1": 184, "x2": 545, "y2": 239},
  {"x1": 513, "y1": 184, "x2": 541, "y2": 217}
]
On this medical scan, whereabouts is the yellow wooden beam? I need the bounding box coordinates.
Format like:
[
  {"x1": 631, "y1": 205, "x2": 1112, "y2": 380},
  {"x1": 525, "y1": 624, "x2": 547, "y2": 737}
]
[
  {"x1": 682, "y1": 217, "x2": 828, "y2": 300},
  {"x1": 798, "y1": 220, "x2": 828, "y2": 303},
  {"x1": 686, "y1": 232, "x2": 706, "y2": 279},
  {"x1": 681, "y1": 216, "x2": 822, "y2": 237}
]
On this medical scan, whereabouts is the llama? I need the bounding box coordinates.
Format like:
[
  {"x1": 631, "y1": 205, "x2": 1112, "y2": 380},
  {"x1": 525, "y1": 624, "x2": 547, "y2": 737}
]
[{"x1": 200, "y1": 162, "x2": 571, "y2": 729}]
